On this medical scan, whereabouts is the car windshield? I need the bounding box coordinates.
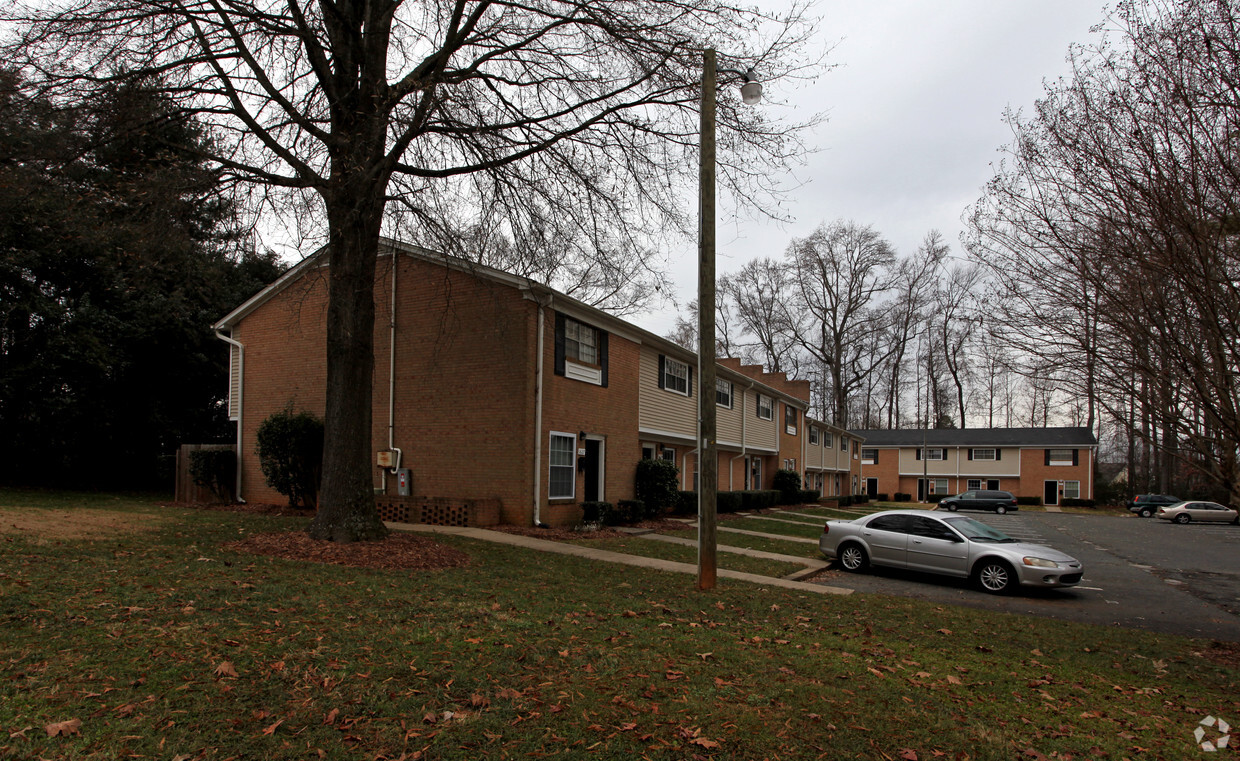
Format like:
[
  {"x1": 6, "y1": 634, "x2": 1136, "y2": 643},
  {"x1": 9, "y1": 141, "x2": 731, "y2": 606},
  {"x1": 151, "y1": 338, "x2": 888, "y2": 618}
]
[{"x1": 942, "y1": 516, "x2": 1016, "y2": 543}]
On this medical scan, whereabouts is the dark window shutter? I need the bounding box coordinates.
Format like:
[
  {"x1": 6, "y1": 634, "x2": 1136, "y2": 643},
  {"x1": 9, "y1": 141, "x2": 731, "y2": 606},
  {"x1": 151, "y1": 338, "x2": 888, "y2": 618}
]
[
  {"x1": 687, "y1": 365, "x2": 693, "y2": 397},
  {"x1": 1072, "y1": 449, "x2": 1079, "y2": 466},
  {"x1": 915, "y1": 448, "x2": 921, "y2": 461},
  {"x1": 996, "y1": 448, "x2": 1002, "y2": 461},
  {"x1": 1045, "y1": 450, "x2": 1051, "y2": 466},
  {"x1": 554, "y1": 313, "x2": 566, "y2": 376},
  {"x1": 967, "y1": 449, "x2": 973, "y2": 461},
  {"x1": 657, "y1": 354, "x2": 665, "y2": 389},
  {"x1": 756, "y1": 395, "x2": 761, "y2": 416},
  {"x1": 599, "y1": 332, "x2": 609, "y2": 387}
]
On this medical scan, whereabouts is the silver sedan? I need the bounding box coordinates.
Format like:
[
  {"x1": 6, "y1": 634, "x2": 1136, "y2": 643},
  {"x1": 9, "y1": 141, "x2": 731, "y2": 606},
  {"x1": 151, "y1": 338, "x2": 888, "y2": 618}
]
[
  {"x1": 1156, "y1": 501, "x2": 1239, "y2": 524},
  {"x1": 818, "y1": 510, "x2": 1083, "y2": 594}
]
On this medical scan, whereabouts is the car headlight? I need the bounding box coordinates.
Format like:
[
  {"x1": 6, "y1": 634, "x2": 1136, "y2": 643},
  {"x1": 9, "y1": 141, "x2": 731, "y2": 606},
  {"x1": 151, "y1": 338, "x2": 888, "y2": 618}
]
[{"x1": 1022, "y1": 556, "x2": 1060, "y2": 568}]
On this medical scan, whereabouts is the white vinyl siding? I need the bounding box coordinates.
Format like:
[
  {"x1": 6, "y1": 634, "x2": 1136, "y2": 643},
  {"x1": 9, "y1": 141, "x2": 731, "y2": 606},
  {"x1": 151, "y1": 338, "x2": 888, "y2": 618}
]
[{"x1": 228, "y1": 343, "x2": 241, "y2": 420}]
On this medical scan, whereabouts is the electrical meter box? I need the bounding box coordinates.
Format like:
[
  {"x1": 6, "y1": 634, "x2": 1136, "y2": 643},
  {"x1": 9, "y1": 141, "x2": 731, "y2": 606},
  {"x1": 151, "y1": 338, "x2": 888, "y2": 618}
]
[
  {"x1": 395, "y1": 468, "x2": 412, "y2": 496},
  {"x1": 376, "y1": 450, "x2": 394, "y2": 468}
]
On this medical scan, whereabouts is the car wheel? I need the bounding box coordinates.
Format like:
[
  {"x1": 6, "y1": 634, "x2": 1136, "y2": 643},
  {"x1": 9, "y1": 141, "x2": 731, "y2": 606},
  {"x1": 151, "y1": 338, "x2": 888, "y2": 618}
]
[
  {"x1": 1139, "y1": 508, "x2": 1153, "y2": 518},
  {"x1": 995, "y1": 505, "x2": 1008, "y2": 515},
  {"x1": 1174, "y1": 513, "x2": 1191, "y2": 524},
  {"x1": 975, "y1": 559, "x2": 1015, "y2": 594},
  {"x1": 837, "y1": 543, "x2": 869, "y2": 573},
  {"x1": 946, "y1": 504, "x2": 958, "y2": 512}
]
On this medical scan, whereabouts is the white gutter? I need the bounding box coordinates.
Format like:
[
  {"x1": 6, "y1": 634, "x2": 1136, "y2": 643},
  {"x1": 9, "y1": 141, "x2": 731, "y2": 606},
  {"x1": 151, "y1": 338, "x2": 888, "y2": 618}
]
[
  {"x1": 532, "y1": 295, "x2": 549, "y2": 527},
  {"x1": 213, "y1": 330, "x2": 246, "y2": 503}
]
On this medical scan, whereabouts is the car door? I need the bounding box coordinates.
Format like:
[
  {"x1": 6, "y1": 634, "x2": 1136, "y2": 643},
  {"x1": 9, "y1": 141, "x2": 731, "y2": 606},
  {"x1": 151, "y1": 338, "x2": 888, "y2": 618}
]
[
  {"x1": 860, "y1": 514, "x2": 909, "y2": 568},
  {"x1": 1199, "y1": 502, "x2": 1232, "y2": 522},
  {"x1": 905, "y1": 516, "x2": 969, "y2": 577}
]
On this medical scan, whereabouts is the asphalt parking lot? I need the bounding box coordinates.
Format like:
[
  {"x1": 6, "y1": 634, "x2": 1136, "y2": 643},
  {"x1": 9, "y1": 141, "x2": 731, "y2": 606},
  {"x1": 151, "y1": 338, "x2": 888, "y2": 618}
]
[{"x1": 810, "y1": 510, "x2": 1240, "y2": 642}]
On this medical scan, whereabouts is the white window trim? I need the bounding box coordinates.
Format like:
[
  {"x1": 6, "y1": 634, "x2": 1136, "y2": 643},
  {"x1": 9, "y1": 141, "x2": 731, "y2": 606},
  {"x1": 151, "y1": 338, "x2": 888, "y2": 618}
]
[
  {"x1": 564, "y1": 318, "x2": 599, "y2": 366},
  {"x1": 921, "y1": 448, "x2": 946, "y2": 461},
  {"x1": 809, "y1": 426, "x2": 819, "y2": 445},
  {"x1": 861, "y1": 448, "x2": 877, "y2": 465},
  {"x1": 967, "y1": 479, "x2": 983, "y2": 491},
  {"x1": 1048, "y1": 449, "x2": 1075, "y2": 466},
  {"x1": 716, "y1": 378, "x2": 733, "y2": 408},
  {"x1": 1064, "y1": 480, "x2": 1081, "y2": 499},
  {"x1": 548, "y1": 431, "x2": 577, "y2": 500},
  {"x1": 971, "y1": 448, "x2": 997, "y2": 461},
  {"x1": 663, "y1": 357, "x2": 690, "y2": 396}
]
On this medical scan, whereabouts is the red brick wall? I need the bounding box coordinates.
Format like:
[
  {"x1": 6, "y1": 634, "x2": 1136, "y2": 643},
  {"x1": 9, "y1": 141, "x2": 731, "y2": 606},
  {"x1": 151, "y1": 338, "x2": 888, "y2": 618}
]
[
  {"x1": 233, "y1": 254, "x2": 537, "y2": 518},
  {"x1": 1018, "y1": 448, "x2": 1094, "y2": 501},
  {"x1": 538, "y1": 312, "x2": 641, "y2": 527}
]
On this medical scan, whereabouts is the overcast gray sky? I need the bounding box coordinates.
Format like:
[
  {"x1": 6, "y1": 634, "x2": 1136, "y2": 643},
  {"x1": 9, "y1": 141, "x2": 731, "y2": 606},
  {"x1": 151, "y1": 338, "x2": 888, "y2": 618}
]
[{"x1": 634, "y1": 0, "x2": 1114, "y2": 336}]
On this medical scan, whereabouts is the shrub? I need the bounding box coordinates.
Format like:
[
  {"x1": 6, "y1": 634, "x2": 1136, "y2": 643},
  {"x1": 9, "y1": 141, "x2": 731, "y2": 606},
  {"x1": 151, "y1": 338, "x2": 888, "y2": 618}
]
[
  {"x1": 717, "y1": 491, "x2": 744, "y2": 513},
  {"x1": 580, "y1": 501, "x2": 612, "y2": 525},
  {"x1": 796, "y1": 489, "x2": 821, "y2": 504},
  {"x1": 773, "y1": 469, "x2": 802, "y2": 504},
  {"x1": 894, "y1": 492, "x2": 912, "y2": 502},
  {"x1": 853, "y1": 493, "x2": 869, "y2": 504},
  {"x1": 838, "y1": 495, "x2": 852, "y2": 507},
  {"x1": 1061, "y1": 498, "x2": 1096, "y2": 508},
  {"x1": 667, "y1": 491, "x2": 693, "y2": 517},
  {"x1": 875, "y1": 493, "x2": 889, "y2": 502},
  {"x1": 739, "y1": 490, "x2": 780, "y2": 511},
  {"x1": 255, "y1": 406, "x2": 323, "y2": 509},
  {"x1": 188, "y1": 448, "x2": 235, "y2": 502},
  {"x1": 635, "y1": 459, "x2": 680, "y2": 515},
  {"x1": 1016, "y1": 496, "x2": 1042, "y2": 506}
]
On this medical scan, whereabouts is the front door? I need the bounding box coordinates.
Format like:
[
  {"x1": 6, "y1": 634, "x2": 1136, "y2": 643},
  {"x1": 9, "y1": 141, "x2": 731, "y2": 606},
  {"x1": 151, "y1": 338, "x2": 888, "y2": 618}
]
[
  {"x1": 866, "y1": 477, "x2": 878, "y2": 499},
  {"x1": 584, "y1": 439, "x2": 603, "y2": 502},
  {"x1": 1043, "y1": 480, "x2": 1058, "y2": 506}
]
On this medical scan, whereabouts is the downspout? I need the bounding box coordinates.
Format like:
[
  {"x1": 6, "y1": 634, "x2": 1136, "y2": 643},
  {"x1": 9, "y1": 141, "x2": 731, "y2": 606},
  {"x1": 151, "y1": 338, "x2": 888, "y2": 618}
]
[
  {"x1": 384, "y1": 252, "x2": 402, "y2": 492},
  {"x1": 729, "y1": 381, "x2": 755, "y2": 490},
  {"x1": 532, "y1": 295, "x2": 550, "y2": 527},
  {"x1": 213, "y1": 330, "x2": 246, "y2": 503},
  {"x1": 801, "y1": 406, "x2": 807, "y2": 489}
]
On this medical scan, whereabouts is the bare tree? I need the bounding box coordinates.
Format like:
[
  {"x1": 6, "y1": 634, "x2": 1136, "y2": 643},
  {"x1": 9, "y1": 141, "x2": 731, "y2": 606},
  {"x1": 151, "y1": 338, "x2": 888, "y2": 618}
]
[
  {"x1": 882, "y1": 232, "x2": 947, "y2": 428},
  {"x1": 967, "y1": 0, "x2": 1240, "y2": 503},
  {"x1": 3, "y1": 0, "x2": 821, "y2": 539},
  {"x1": 720, "y1": 257, "x2": 800, "y2": 374},
  {"x1": 786, "y1": 220, "x2": 896, "y2": 426},
  {"x1": 931, "y1": 262, "x2": 984, "y2": 428}
]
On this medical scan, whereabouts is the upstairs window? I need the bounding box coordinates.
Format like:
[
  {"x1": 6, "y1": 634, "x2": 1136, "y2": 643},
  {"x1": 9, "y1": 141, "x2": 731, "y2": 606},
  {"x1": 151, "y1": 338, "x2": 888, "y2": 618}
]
[
  {"x1": 756, "y1": 394, "x2": 773, "y2": 420},
  {"x1": 565, "y1": 318, "x2": 598, "y2": 365},
  {"x1": 809, "y1": 426, "x2": 819, "y2": 445},
  {"x1": 823, "y1": 431, "x2": 833, "y2": 448},
  {"x1": 785, "y1": 404, "x2": 798, "y2": 435},
  {"x1": 661, "y1": 356, "x2": 690, "y2": 395},
  {"x1": 1047, "y1": 448, "x2": 1077, "y2": 466},
  {"x1": 861, "y1": 448, "x2": 877, "y2": 464},
  {"x1": 554, "y1": 314, "x2": 607, "y2": 386},
  {"x1": 716, "y1": 378, "x2": 733, "y2": 408},
  {"x1": 969, "y1": 448, "x2": 998, "y2": 461},
  {"x1": 918, "y1": 448, "x2": 945, "y2": 461}
]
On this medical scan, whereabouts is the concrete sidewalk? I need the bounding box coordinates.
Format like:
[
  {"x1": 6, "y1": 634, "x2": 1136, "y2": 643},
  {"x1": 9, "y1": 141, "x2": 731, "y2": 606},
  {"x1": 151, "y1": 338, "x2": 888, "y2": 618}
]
[{"x1": 388, "y1": 522, "x2": 852, "y2": 596}]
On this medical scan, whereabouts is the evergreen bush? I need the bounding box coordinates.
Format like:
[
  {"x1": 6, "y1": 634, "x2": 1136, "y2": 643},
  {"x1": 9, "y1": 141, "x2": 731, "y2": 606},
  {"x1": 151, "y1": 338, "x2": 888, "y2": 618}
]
[
  {"x1": 635, "y1": 459, "x2": 680, "y2": 515},
  {"x1": 255, "y1": 406, "x2": 324, "y2": 509}
]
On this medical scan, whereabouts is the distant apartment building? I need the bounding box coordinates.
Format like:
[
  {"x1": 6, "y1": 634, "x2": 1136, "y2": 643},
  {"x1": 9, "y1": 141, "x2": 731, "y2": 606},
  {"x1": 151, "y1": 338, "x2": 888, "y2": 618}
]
[{"x1": 852, "y1": 428, "x2": 1098, "y2": 504}]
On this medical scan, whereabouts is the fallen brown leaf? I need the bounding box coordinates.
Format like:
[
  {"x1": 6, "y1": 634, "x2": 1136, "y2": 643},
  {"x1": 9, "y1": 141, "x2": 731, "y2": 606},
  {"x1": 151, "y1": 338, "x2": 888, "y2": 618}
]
[{"x1": 45, "y1": 718, "x2": 81, "y2": 738}]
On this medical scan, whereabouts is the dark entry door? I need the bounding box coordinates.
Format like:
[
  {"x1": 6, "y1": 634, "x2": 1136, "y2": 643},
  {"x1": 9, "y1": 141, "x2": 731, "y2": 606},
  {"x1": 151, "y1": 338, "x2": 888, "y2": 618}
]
[
  {"x1": 1043, "y1": 480, "x2": 1058, "y2": 506},
  {"x1": 866, "y1": 478, "x2": 878, "y2": 499},
  {"x1": 584, "y1": 439, "x2": 602, "y2": 502}
]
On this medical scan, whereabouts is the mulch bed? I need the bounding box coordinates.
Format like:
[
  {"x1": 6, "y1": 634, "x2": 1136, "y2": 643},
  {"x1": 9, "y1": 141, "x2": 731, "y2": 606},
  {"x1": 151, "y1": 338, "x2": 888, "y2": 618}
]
[{"x1": 494, "y1": 518, "x2": 691, "y2": 542}]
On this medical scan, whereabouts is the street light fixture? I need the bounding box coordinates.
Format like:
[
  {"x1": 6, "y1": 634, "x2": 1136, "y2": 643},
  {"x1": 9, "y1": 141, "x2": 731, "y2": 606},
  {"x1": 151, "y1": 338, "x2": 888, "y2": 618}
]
[{"x1": 698, "y1": 49, "x2": 761, "y2": 591}]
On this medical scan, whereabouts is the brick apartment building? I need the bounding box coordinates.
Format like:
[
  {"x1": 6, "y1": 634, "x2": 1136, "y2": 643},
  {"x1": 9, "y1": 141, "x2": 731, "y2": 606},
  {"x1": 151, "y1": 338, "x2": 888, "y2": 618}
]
[
  {"x1": 851, "y1": 428, "x2": 1098, "y2": 505},
  {"x1": 214, "y1": 240, "x2": 860, "y2": 527}
]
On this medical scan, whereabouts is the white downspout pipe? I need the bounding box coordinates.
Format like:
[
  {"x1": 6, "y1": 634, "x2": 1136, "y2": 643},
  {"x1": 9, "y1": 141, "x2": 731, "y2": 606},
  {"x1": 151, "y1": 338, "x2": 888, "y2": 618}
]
[
  {"x1": 214, "y1": 330, "x2": 246, "y2": 503},
  {"x1": 532, "y1": 295, "x2": 549, "y2": 527},
  {"x1": 385, "y1": 252, "x2": 402, "y2": 492}
]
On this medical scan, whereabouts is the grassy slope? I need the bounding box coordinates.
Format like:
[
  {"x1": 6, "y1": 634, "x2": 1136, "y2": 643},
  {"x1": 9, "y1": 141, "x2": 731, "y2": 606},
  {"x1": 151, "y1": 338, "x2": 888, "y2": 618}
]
[{"x1": 1, "y1": 489, "x2": 1236, "y2": 760}]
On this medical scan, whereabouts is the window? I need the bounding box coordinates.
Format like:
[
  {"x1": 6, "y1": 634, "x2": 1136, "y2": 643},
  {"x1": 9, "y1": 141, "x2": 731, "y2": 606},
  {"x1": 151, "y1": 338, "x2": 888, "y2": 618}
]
[
  {"x1": 823, "y1": 431, "x2": 833, "y2": 448},
  {"x1": 554, "y1": 314, "x2": 607, "y2": 385},
  {"x1": 861, "y1": 448, "x2": 877, "y2": 464},
  {"x1": 1047, "y1": 448, "x2": 1076, "y2": 466},
  {"x1": 785, "y1": 404, "x2": 798, "y2": 435},
  {"x1": 716, "y1": 378, "x2": 733, "y2": 408},
  {"x1": 660, "y1": 447, "x2": 676, "y2": 462},
  {"x1": 749, "y1": 457, "x2": 763, "y2": 489},
  {"x1": 662, "y1": 357, "x2": 689, "y2": 395},
  {"x1": 809, "y1": 426, "x2": 819, "y2": 445},
  {"x1": 919, "y1": 448, "x2": 945, "y2": 461},
  {"x1": 564, "y1": 318, "x2": 598, "y2": 365},
  {"x1": 549, "y1": 433, "x2": 576, "y2": 500},
  {"x1": 783, "y1": 458, "x2": 797, "y2": 470},
  {"x1": 756, "y1": 394, "x2": 773, "y2": 420},
  {"x1": 967, "y1": 479, "x2": 983, "y2": 491},
  {"x1": 932, "y1": 478, "x2": 949, "y2": 495},
  {"x1": 642, "y1": 445, "x2": 655, "y2": 460},
  {"x1": 970, "y1": 448, "x2": 997, "y2": 461},
  {"x1": 840, "y1": 435, "x2": 847, "y2": 451},
  {"x1": 1064, "y1": 481, "x2": 1080, "y2": 499}
]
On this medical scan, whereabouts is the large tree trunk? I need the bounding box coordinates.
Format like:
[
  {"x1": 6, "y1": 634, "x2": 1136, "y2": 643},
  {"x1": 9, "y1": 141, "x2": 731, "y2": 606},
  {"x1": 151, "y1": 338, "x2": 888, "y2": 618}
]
[{"x1": 309, "y1": 173, "x2": 390, "y2": 542}]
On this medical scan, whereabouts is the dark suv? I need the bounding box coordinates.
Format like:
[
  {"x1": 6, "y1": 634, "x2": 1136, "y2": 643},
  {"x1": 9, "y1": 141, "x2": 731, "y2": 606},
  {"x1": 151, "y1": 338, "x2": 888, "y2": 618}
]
[
  {"x1": 939, "y1": 490, "x2": 1019, "y2": 514},
  {"x1": 1128, "y1": 494, "x2": 1179, "y2": 518}
]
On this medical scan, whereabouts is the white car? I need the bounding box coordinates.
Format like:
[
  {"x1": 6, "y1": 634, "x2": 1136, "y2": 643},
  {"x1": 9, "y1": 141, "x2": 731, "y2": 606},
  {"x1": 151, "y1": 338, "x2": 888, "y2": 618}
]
[
  {"x1": 1155, "y1": 501, "x2": 1239, "y2": 525},
  {"x1": 819, "y1": 510, "x2": 1083, "y2": 594}
]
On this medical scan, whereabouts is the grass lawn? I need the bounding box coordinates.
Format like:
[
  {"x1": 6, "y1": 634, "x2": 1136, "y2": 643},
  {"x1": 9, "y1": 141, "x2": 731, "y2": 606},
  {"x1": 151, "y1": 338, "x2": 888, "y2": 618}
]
[
  {"x1": 563, "y1": 536, "x2": 806, "y2": 578},
  {"x1": 2, "y1": 489, "x2": 1238, "y2": 760},
  {"x1": 661, "y1": 526, "x2": 823, "y2": 561}
]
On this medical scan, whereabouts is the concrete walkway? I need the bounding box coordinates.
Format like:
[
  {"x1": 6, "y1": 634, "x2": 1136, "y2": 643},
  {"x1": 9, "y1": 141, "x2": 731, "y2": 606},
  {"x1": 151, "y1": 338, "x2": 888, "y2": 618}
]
[{"x1": 388, "y1": 522, "x2": 852, "y2": 596}]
